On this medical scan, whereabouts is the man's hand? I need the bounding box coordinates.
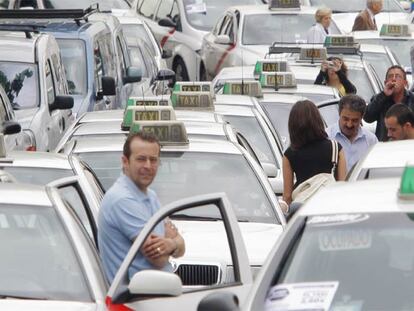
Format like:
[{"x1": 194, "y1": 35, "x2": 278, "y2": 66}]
[
  {"x1": 141, "y1": 233, "x2": 176, "y2": 260},
  {"x1": 164, "y1": 219, "x2": 178, "y2": 239},
  {"x1": 384, "y1": 80, "x2": 396, "y2": 96}
]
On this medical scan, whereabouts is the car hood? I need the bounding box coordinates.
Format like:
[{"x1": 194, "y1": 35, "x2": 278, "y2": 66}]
[
  {"x1": 240, "y1": 45, "x2": 270, "y2": 65},
  {"x1": 332, "y1": 12, "x2": 408, "y2": 33},
  {"x1": 173, "y1": 220, "x2": 283, "y2": 266},
  {"x1": 0, "y1": 301, "x2": 96, "y2": 311}
]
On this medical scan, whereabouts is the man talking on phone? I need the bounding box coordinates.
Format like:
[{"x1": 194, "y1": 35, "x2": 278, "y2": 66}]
[{"x1": 364, "y1": 65, "x2": 414, "y2": 141}]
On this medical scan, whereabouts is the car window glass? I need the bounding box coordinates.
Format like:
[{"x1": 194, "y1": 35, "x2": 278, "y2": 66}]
[
  {"x1": 0, "y1": 167, "x2": 72, "y2": 184},
  {"x1": 218, "y1": 15, "x2": 231, "y2": 36},
  {"x1": 45, "y1": 61, "x2": 56, "y2": 106},
  {"x1": 129, "y1": 47, "x2": 148, "y2": 78},
  {"x1": 82, "y1": 165, "x2": 105, "y2": 201},
  {"x1": 51, "y1": 54, "x2": 66, "y2": 95},
  {"x1": 116, "y1": 37, "x2": 128, "y2": 78},
  {"x1": 122, "y1": 23, "x2": 157, "y2": 56},
  {"x1": 224, "y1": 16, "x2": 234, "y2": 42},
  {"x1": 94, "y1": 42, "x2": 104, "y2": 93},
  {"x1": 0, "y1": 97, "x2": 6, "y2": 121},
  {"x1": 138, "y1": 0, "x2": 158, "y2": 18}
]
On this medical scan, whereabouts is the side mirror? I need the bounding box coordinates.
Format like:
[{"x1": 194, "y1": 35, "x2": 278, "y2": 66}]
[
  {"x1": 2, "y1": 121, "x2": 21, "y2": 135},
  {"x1": 162, "y1": 49, "x2": 173, "y2": 59},
  {"x1": 262, "y1": 162, "x2": 278, "y2": 178},
  {"x1": 198, "y1": 291, "x2": 240, "y2": 311},
  {"x1": 128, "y1": 270, "x2": 182, "y2": 296},
  {"x1": 123, "y1": 66, "x2": 142, "y2": 84},
  {"x1": 50, "y1": 95, "x2": 74, "y2": 111},
  {"x1": 214, "y1": 35, "x2": 231, "y2": 45},
  {"x1": 158, "y1": 18, "x2": 176, "y2": 28},
  {"x1": 156, "y1": 69, "x2": 176, "y2": 81},
  {"x1": 102, "y1": 76, "x2": 117, "y2": 96}
]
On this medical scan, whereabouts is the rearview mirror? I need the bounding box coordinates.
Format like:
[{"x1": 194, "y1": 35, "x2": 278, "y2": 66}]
[
  {"x1": 156, "y1": 69, "x2": 176, "y2": 81},
  {"x1": 158, "y1": 18, "x2": 176, "y2": 28},
  {"x1": 128, "y1": 270, "x2": 182, "y2": 296},
  {"x1": 2, "y1": 121, "x2": 21, "y2": 135},
  {"x1": 50, "y1": 95, "x2": 74, "y2": 111},
  {"x1": 123, "y1": 66, "x2": 142, "y2": 84},
  {"x1": 214, "y1": 35, "x2": 231, "y2": 45},
  {"x1": 101, "y1": 76, "x2": 116, "y2": 96},
  {"x1": 162, "y1": 49, "x2": 173, "y2": 59},
  {"x1": 198, "y1": 291, "x2": 240, "y2": 311}
]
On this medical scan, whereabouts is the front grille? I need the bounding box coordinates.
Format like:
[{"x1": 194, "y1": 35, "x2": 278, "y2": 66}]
[{"x1": 175, "y1": 264, "x2": 220, "y2": 286}]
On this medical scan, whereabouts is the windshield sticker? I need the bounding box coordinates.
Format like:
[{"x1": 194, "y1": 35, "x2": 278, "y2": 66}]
[
  {"x1": 307, "y1": 214, "x2": 370, "y2": 227},
  {"x1": 265, "y1": 282, "x2": 339, "y2": 311},
  {"x1": 319, "y1": 230, "x2": 372, "y2": 252},
  {"x1": 186, "y1": 2, "x2": 207, "y2": 14}
]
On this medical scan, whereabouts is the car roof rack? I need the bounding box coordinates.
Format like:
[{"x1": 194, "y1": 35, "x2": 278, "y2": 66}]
[
  {"x1": 0, "y1": 24, "x2": 45, "y2": 38},
  {"x1": 0, "y1": 4, "x2": 99, "y2": 26},
  {"x1": 269, "y1": 42, "x2": 361, "y2": 56}
]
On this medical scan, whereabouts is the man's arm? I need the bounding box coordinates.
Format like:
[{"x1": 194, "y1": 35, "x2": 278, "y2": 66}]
[
  {"x1": 352, "y1": 14, "x2": 364, "y2": 31},
  {"x1": 364, "y1": 92, "x2": 389, "y2": 123}
]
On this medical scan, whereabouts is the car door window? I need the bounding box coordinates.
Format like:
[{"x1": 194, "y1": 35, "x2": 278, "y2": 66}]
[
  {"x1": 224, "y1": 16, "x2": 234, "y2": 42},
  {"x1": 116, "y1": 37, "x2": 128, "y2": 79},
  {"x1": 51, "y1": 54, "x2": 66, "y2": 95},
  {"x1": 138, "y1": 0, "x2": 158, "y2": 19},
  {"x1": 218, "y1": 15, "x2": 231, "y2": 36},
  {"x1": 94, "y1": 42, "x2": 104, "y2": 94},
  {"x1": 45, "y1": 60, "x2": 56, "y2": 106},
  {"x1": 0, "y1": 97, "x2": 7, "y2": 121}
]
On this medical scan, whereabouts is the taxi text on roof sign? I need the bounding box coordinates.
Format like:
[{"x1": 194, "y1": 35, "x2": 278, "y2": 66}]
[
  {"x1": 121, "y1": 106, "x2": 176, "y2": 131},
  {"x1": 399, "y1": 165, "x2": 414, "y2": 200},
  {"x1": 127, "y1": 96, "x2": 171, "y2": 107},
  {"x1": 254, "y1": 60, "x2": 289, "y2": 80},
  {"x1": 299, "y1": 47, "x2": 327, "y2": 62},
  {"x1": 324, "y1": 35, "x2": 355, "y2": 47},
  {"x1": 259, "y1": 72, "x2": 297, "y2": 88},
  {"x1": 380, "y1": 24, "x2": 410, "y2": 37},
  {"x1": 170, "y1": 91, "x2": 214, "y2": 111},
  {"x1": 222, "y1": 80, "x2": 263, "y2": 98},
  {"x1": 129, "y1": 121, "x2": 189, "y2": 145},
  {"x1": 268, "y1": 0, "x2": 300, "y2": 10},
  {"x1": 173, "y1": 81, "x2": 212, "y2": 93}
]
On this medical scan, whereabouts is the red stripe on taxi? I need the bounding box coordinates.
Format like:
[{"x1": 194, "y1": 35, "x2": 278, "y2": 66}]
[
  {"x1": 214, "y1": 43, "x2": 236, "y2": 76},
  {"x1": 105, "y1": 296, "x2": 133, "y2": 311},
  {"x1": 160, "y1": 28, "x2": 176, "y2": 48}
]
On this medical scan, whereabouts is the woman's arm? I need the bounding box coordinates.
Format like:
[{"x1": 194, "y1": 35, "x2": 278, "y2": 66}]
[
  {"x1": 336, "y1": 149, "x2": 347, "y2": 181},
  {"x1": 282, "y1": 156, "x2": 294, "y2": 205},
  {"x1": 337, "y1": 70, "x2": 357, "y2": 94}
]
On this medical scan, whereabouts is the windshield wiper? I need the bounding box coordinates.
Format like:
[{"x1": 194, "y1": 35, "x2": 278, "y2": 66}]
[
  {"x1": 171, "y1": 214, "x2": 222, "y2": 221},
  {"x1": 0, "y1": 294, "x2": 49, "y2": 300}
]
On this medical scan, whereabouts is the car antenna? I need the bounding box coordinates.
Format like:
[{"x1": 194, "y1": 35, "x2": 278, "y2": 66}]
[{"x1": 241, "y1": 48, "x2": 245, "y2": 95}]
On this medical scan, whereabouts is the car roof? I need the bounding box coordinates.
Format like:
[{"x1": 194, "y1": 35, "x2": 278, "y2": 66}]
[
  {"x1": 261, "y1": 93, "x2": 307, "y2": 103},
  {"x1": 2, "y1": 151, "x2": 73, "y2": 170},
  {"x1": 215, "y1": 94, "x2": 256, "y2": 106},
  {"x1": 0, "y1": 182, "x2": 52, "y2": 206},
  {"x1": 262, "y1": 83, "x2": 337, "y2": 95},
  {"x1": 297, "y1": 178, "x2": 414, "y2": 216},
  {"x1": 175, "y1": 110, "x2": 220, "y2": 122},
  {"x1": 352, "y1": 30, "x2": 414, "y2": 40},
  {"x1": 359, "y1": 140, "x2": 414, "y2": 169},
  {"x1": 115, "y1": 14, "x2": 144, "y2": 25},
  {"x1": 78, "y1": 110, "x2": 124, "y2": 123},
  {"x1": 215, "y1": 105, "x2": 255, "y2": 117},
  {"x1": 0, "y1": 33, "x2": 37, "y2": 62}
]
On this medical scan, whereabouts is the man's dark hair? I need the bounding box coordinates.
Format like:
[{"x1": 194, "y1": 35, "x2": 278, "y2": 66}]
[
  {"x1": 385, "y1": 104, "x2": 414, "y2": 126},
  {"x1": 289, "y1": 100, "x2": 327, "y2": 150},
  {"x1": 338, "y1": 94, "x2": 366, "y2": 116},
  {"x1": 123, "y1": 131, "x2": 160, "y2": 159},
  {"x1": 385, "y1": 65, "x2": 406, "y2": 80}
]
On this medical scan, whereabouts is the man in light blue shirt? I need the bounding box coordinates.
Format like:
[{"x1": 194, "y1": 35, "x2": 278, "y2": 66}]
[
  {"x1": 327, "y1": 95, "x2": 378, "y2": 172},
  {"x1": 98, "y1": 132, "x2": 185, "y2": 283}
]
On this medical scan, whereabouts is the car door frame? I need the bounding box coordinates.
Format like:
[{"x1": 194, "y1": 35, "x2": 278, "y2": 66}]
[{"x1": 106, "y1": 192, "x2": 253, "y2": 310}]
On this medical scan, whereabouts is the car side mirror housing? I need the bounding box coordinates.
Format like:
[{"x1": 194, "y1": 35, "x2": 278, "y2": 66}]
[
  {"x1": 162, "y1": 48, "x2": 173, "y2": 59},
  {"x1": 2, "y1": 121, "x2": 21, "y2": 135},
  {"x1": 198, "y1": 291, "x2": 240, "y2": 311},
  {"x1": 128, "y1": 270, "x2": 182, "y2": 297},
  {"x1": 262, "y1": 162, "x2": 278, "y2": 178},
  {"x1": 158, "y1": 18, "x2": 176, "y2": 28},
  {"x1": 50, "y1": 95, "x2": 74, "y2": 111},
  {"x1": 156, "y1": 69, "x2": 176, "y2": 81},
  {"x1": 214, "y1": 35, "x2": 231, "y2": 45},
  {"x1": 123, "y1": 66, "x2": 142, "y2": 84},
  {"x1": 101, "y1": 76, "x2": 116, "y2": 96}
]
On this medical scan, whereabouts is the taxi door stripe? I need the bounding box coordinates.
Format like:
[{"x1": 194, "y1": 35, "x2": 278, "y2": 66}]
[
  {"x1": 160, "y1": 28, "x2": 176, "y2": 48},
  {"x1": 214, "y1": 43, "x2": 236, "y2": 76}
]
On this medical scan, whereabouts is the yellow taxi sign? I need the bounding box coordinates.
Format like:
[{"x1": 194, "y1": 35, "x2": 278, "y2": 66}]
[
  {"x1": 122, "y1": 106, "x2": 176, "y2": 130},
  {"x1": 399, "y1": 164, "x2": 414, "y2": 200},
  {"x1": 129, "y1": 121, "x2": 189, "y2": 145},
  {"x1": 268, "y1": 0, "x2": 300, "y2": 10},
  {"x1": 380, "y1": 24, "x2": 410, "y2": 37},
  {"x1": 254, "y1": 59, "x2": 289, "y2": 79},
  {"x1": 173, "y1": 81, "x2": 212, "y2": 93},
  {"x1": 127, "y1": 96, "x2": 171, "y2": 107},
  {"x1": 299, "y1": 47, "x2": 327, "y2": 61},
  {"x1": 222, "y1": 80, "x2": 263, "y2": 97},
  {"x1": 259, "y1": 72, "x2": 297, "y2": 88},
  {"x1": 171, "y1": 91, "x2": 214, "y2": 111}
]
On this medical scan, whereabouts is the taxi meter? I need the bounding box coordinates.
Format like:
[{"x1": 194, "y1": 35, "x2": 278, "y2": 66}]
[
  {"x1": 129, "y1": 121, "x2": 189, "y2": 145},
  {"x1": 121, "y1": 106, "x2": 176, "y2": 130}
]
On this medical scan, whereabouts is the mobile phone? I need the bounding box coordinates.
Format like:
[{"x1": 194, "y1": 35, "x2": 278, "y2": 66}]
[{"x1": 327, "y1": 61, "x2": 335, "y2": 68}]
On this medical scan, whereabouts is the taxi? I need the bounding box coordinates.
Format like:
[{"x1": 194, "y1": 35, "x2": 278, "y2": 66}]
[
  {"x1": 131, "y1": 0, "x2": 261, "y2": 81},
  {"x1": 197, "y1": 166, "x2": 414, "y2": 311},
  {"x1": 347, "y1": 140, "x2": 414, "y2": 181},
  {"x1": 200, "y1": 0, "x2": 342, "y2": 80}
]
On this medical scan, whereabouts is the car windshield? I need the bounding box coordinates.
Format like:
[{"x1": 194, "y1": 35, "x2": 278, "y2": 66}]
[
  {"x1": 0, "y1": 204, "x2": 91, "y2": 301},
  {"x1": 129, "y1": 47, "x2": 149, "y2": 78},
  {"x1": 0, "y1": 167, "x2": 73, "y2": 184},
  {"x1": 183, "y1": 0, "x2": 259, "y2": 31},
  {"x1": 357, "y1": 167, "x2": 405, "y2": 180},
  {"x1": 318, "y1": 103, "x2": 339, "y2": 127},
  {"x1": 78, "y1": 151, "x2": 278, "y2": 223},
  {"x1": 260, "y1": 102, "x2": 291, "y2": 149},
  {"x1": 272, "y1": 91, "x2": 335, "y2": 103},
  {"x1": 44, "y1": 0, "x2": 130, "y2": 9},
  {"x1": 347, "y1": 66, "x2": 375, "y2": 103},
  {"x1": 242, "y1": 14, "x2": 340, "y2": 45},
  {"x1": 0, "y1": 62, "x2": 39, "y2": 110},
  {"x1": 122, "y1": 23, "x2": 157, "y2": 56},
  {"x1": 355, "y1": 38, "x2": 413, "y2": 69},
  {"x1": 221, "y1": 115, "x2": 278, "y2": 168},
  {"x1": 271, "y1": 213, "x2": 414, "y2": 310},
  {"x1": 57, "y1": 39, "x2": 87, "y2": 96},
  {"x1": 347, "y1": 51, "x2": 392, "y2": 83},
  {"x1": 309, "y1": 0, "x2": 403, "y2": 12}
]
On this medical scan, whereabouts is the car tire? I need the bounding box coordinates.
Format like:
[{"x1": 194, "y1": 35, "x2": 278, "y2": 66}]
[{"x1": 173, "y1": 57, "x2": 189, "y2": 81}]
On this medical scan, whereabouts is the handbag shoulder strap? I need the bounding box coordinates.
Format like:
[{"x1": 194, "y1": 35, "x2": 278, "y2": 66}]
[{"x1": 330, "y1": 140, "x2": 339, "y2": 174}]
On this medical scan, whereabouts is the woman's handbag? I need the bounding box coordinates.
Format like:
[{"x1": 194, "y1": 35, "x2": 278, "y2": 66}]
[{"x1": 291, "y1": 140, "x2": 339, "y2": 204}]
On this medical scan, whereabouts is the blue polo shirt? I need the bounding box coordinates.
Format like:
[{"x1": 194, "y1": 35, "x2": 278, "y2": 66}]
[
  {"x1": 98, "y1": 173, "x2": 171, "y2": 283},
  {"x1": 327, "y1": 122, "x2": 378, "y2": 172}
]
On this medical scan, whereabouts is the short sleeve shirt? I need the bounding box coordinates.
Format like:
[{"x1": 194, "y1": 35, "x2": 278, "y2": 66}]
[
  {"x1": 98, "y1": 173, "x2": 172, "y2": 283},
  {"x1": 284, "y1": 139, "x2": 342, "y2": 188}
]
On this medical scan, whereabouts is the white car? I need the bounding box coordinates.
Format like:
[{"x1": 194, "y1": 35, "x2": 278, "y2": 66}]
[{"x1": 200, "y1": 4, "x2": 341, "y2": 80}]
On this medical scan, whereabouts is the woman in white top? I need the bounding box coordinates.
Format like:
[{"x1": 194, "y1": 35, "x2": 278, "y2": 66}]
[{"x1": 306, "y1": 7, "x2": 332, "y2": 44}]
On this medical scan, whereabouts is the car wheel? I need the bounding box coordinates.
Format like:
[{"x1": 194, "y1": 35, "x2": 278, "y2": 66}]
[{"x1": 173, "y1": 58, "x2": 189, "y2": 81}]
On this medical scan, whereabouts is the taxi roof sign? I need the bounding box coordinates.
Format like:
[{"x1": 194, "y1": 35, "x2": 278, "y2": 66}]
[
  {"x1": 299, "y1": 47, "x2": 327, "y2": 62},
  {"x1": 171, "y1": 91, "x2": 214, "y2": 111},
  {"x1": 127, "y1": 96, "x2": 171, "y2": 107},
  {"x1": 254, "y1": 59, "x2": 289, "y2": 79},
  {"x1": 380, "y1": 24, "x2": 410, "y2": 37},
  {"x1": 121, "y1": 106, "x2": 176, "y2": 131},
  {"x1": 324, "y1": 35, "x2": 355, "y2": 47},
  {"x1": 399, "y1": 165, "x2": 414, "y2": 200},
  {"x1": 268, "y1": 0, "x2": 300, "y2": 10},
  {"x1": 222, "y1": 80, "x2": 263, "y2": 98},
  {"x1": 259, "y1": 72, "x2": 297, "y2": 89},
  {"x1": 173, "y1": 81, "x2": 212, "y2": 93},
  {"x1": 129, "y1": 121, "x2": 189, "y2": 146}
]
